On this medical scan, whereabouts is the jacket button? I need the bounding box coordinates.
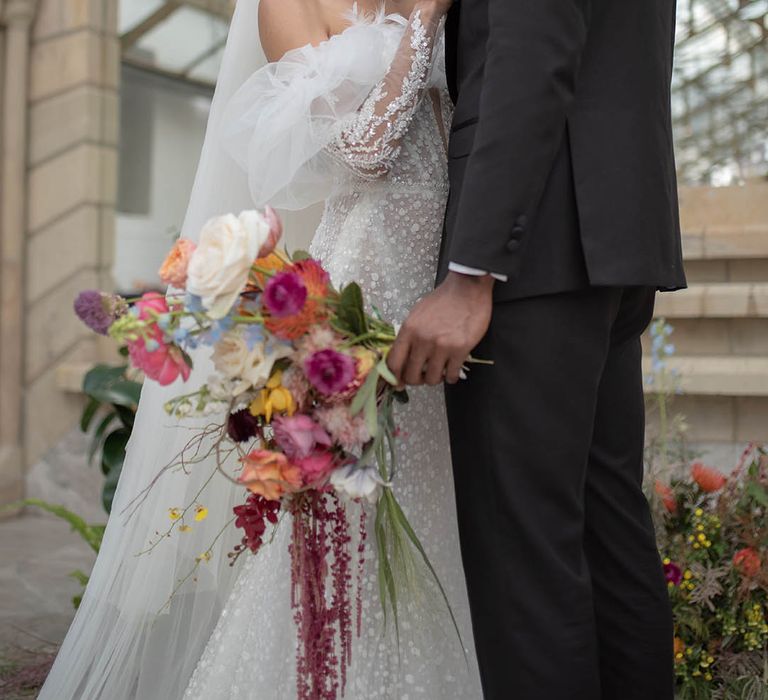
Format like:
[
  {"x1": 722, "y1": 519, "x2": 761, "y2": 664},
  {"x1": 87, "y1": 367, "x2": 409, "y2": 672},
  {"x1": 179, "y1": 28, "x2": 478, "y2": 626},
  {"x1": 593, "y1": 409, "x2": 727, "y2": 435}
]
[
  {"x1": 515, "y1": 214, "x2": 528, "y2": 227},
  {"x1": 506, "y1": 239, "x2": 521, "y2": 253},
  {"x1": 512, "y1": 225, "x2": 524, "y2": 237}
]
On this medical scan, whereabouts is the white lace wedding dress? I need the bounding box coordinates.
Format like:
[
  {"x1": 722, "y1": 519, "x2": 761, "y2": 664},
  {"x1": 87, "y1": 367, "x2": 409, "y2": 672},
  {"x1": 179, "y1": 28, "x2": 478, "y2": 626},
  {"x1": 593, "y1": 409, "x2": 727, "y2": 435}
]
[{"x1": 183, "y1": 8, "x2": 483, "y2": 700}]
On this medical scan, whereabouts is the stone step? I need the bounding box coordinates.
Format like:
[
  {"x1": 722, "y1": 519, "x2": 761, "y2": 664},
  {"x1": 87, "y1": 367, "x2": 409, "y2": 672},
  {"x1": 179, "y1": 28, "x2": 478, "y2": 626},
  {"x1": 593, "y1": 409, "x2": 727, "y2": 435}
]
[
  {"x1": 642, "y1": 355, "x2": 768, "y2": 397},
  {"x1": 682, "y1": 226, "x2": 768, "y2": 260},
  {"x1": 654, "y1": 283, "x2": 768, "y2": 318}
]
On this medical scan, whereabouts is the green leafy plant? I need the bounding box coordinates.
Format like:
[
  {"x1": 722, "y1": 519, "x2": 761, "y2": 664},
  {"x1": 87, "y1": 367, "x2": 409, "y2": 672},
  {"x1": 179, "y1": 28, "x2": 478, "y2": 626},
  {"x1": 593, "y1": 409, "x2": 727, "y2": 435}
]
[
  {"x1": 80, "y1": 353, "x2": 141, "y2": 513},
  {"x1": 11, "y1": 355, "x2": 141, "y2": 608}
]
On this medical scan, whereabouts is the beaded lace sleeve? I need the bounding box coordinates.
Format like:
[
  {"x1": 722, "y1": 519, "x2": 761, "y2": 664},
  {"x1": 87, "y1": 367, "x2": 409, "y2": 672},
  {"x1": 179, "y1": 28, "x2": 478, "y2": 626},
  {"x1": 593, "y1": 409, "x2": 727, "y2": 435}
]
[{"x1": 327, "y1": 9, "x2": 442, "y2": 179}]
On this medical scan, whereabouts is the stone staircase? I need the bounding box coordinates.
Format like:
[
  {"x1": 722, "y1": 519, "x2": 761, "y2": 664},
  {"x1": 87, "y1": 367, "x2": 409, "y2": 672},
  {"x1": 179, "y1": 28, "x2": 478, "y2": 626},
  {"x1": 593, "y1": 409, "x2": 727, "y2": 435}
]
[{"x1": 643, "y1": 183, "x2": 768, "y2": 460}]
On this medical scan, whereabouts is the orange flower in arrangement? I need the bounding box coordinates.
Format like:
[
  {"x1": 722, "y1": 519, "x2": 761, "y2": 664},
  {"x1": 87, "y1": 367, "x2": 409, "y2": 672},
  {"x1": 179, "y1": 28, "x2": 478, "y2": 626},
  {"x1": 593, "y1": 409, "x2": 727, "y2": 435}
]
[
  {"x1": 239, "y1": 449, "x2": 302, "y2": 502},
  {"x1": 673, "y1": 637, "x2": 686, "y2": 663},
  {"x1": 248, "y1": 251, "x2": 287, "y2": 290},
  {"x1": 733, "y1": 547, "x2": 762, "y2": 578},
  {"x1": 158, "y1": 238, "x2": 196, "y2": 288},
  {"x1": 691, "y1": 462, "x2": 727, "y2": 493},
  {"x1": 262, "y1": 259, "x2": 331, "y2": 341},
  {"x1": 654, "y1": 481, "x2": 678, "y2": 514}
]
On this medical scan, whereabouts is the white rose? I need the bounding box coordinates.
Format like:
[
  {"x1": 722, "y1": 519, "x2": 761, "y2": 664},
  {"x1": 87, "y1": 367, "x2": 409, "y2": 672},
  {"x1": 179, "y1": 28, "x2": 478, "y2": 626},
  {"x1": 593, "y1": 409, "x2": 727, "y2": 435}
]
[
  {"x1": 186, "y1": 211, "x2": 271, "y2": 319},
  {"x1": 330, "y1": 464, "x2": 388, "y2": 504},
  {"x1": 211, "y1": 329, "x2": 292, "y2": 394}
]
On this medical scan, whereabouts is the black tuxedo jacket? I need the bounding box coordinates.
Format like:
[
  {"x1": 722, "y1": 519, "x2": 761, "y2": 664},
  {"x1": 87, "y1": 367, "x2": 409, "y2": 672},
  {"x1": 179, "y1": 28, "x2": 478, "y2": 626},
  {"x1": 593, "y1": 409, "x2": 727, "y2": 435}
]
[{"x1": 438, "y1": 0, "x2": 687, "y2": 301}]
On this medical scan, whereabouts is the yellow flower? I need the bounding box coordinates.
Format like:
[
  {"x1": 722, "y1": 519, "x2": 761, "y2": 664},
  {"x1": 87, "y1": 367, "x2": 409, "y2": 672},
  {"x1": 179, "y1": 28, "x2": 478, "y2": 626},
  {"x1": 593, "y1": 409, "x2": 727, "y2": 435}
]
[
  {"x1": 697, "y1": 532, "x2": 706, "y2": 542},
  {"x1": 194, "y1": 505, "x2": 209, "y2": 522},
  {"x1": 196, "y1": 551, "x2": 212, "y2": 563},
  {"x1": 695, "y1": 507, "x2": 704, "y2": 517},
  {"x1": 168, "y1": 508, "x2": 182, "y2": 521},
  {"x1": 663, "y1": 557, "x2": 671, "y2": 565},
  {"x1": 266, "y1": 369, "x2": 284, "y2": 390},
  {"x1": 249, "y1": 371, "x2": 296, "y2": 423},
  {"x1": 683, "y1": 570, "x2": 693, "y2": 580},
  {"x1": 179, "y1": 525, "x2": 192, "y2": 533}
]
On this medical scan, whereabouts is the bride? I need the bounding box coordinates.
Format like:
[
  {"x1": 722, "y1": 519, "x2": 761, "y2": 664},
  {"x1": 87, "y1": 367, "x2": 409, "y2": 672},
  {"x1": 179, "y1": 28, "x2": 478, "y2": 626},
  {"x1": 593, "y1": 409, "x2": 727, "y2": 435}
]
[{"x1": 39, "y1": 0, "x2": 482, "y2": 697}]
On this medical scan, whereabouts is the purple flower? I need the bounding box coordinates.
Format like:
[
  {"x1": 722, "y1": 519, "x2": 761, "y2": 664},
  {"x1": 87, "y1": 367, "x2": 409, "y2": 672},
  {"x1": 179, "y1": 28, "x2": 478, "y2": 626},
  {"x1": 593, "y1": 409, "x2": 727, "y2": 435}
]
[
  {"x1": 304, "y1": 349, "x2": 357, "y2": 396},
  {"x1": 263, "y1": 272, "x2": 307, "y2": 318},
  {"x1": 664, "y1": 561, "x2": 682, "y2": 586},
  {"x1": 227, "y1": 408, "x2": 261, "y2": 443},
  {"x1": 74, "y1": 290, "x2": 125, "y2": 335}
]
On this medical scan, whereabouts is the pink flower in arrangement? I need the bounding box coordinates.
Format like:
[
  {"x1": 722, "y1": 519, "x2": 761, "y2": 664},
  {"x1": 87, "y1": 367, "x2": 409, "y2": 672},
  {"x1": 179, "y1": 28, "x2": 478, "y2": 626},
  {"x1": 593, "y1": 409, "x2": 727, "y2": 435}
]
[
  {"x1": 304, "y1": 349, "x2": 357, "y2": 396},
  {"x1": 134, "y1": 291, "x2": 169, "y2": 319},
  {"x1": 273, "y1": 414, "x2": 332, "y2": 460},
  {"x1": 128, "y1": 331, "x2": 190, "y2": 386},
  {"x1": 158, "y1": 238, "x2": 196, "y2": 288},
  {"x1": 295, "y1": 450, "x2": 336, "y2": 485},
  {"x1": 663, "y1": 561, "x2": 682, "y2": 586},
  {"x1": 315, "y1": 404, "x2": 371, "y2": 452},
  {"x1": 263, "y1": 271, "x2": 308, "y2": 318},
  {"x1": 127, "y1": 292, "x2": 190, "y2": 386},
  {"x1": 259, "y1": 205, "x2": 283, "y2": 258},
  {"x1": 691, "y1": 462, "x2": 727, "y2": 493},
  {"x1": 733, "y1": 547, "x2": 762, "y2": 577}
]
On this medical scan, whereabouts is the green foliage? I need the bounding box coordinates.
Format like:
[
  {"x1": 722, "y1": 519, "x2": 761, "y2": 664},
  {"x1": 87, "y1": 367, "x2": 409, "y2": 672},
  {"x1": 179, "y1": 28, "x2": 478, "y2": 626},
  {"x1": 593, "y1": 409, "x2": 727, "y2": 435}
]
[
  {"x1": 80, "y1": 361, "x2": 141, "y2": 512},
  {"x1": 11, "y1": 499, "x2": 107, "y2": 609},
  {"x1": 333, "y1": 282, "x2": 368, "y2": 338}
]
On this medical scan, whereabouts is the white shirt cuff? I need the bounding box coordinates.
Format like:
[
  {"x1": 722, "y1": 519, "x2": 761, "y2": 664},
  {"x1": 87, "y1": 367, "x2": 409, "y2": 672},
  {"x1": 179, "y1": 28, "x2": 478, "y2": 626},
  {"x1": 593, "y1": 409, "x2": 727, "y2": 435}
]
[{"x1": 448, "y1": 262, "x2": 508, "y2": 282}]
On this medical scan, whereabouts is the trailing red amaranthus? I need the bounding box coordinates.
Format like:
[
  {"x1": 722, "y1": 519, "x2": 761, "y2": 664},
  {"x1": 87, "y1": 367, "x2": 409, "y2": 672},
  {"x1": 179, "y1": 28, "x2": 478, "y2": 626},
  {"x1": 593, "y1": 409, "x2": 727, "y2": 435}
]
[{"x1": 290, "y1": 492, "x2": 361, "y2": 700}]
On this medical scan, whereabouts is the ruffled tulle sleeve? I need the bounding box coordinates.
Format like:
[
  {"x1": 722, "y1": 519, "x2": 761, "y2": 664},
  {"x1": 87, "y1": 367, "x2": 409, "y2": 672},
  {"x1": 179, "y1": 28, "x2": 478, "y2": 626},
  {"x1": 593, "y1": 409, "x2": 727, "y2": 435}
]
[{"x1": 220, "y1": 8, "x2": 443, "y2": 210}]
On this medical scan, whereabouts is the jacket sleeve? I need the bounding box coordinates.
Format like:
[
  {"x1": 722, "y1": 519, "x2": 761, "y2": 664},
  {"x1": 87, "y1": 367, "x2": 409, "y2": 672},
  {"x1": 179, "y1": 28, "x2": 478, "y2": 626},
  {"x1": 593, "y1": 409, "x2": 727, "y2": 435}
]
[{"x1": 447, "y1": 0, "x2": 591, "y2": 278}]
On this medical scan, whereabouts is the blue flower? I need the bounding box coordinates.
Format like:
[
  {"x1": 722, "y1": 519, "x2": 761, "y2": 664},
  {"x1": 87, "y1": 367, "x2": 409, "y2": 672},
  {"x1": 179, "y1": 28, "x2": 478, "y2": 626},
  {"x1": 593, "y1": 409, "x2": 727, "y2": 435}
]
[{"x1": 185, "y1": 293, "x2": 205, "y2": 313}]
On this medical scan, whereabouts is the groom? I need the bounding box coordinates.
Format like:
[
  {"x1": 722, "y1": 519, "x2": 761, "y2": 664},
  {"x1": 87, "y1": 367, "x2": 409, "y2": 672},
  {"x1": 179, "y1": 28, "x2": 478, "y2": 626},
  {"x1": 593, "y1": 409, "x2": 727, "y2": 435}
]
[{"x1": 388, "y1": 1, "x2": 686, "y2": 698}]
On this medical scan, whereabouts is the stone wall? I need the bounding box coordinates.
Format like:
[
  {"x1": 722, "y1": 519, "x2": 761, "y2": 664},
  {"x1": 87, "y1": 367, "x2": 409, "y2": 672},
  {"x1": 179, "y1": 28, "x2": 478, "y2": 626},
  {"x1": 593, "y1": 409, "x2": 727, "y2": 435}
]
[{"x1": 23, "y1": 0, "x2": 119, "y2": 467}]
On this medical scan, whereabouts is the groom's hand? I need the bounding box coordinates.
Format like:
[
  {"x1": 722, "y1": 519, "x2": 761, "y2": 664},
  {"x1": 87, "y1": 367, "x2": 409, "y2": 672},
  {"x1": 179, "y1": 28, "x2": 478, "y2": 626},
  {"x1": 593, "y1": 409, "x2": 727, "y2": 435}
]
[{"x1": 388, "y1": 272, "x2": 493, "y2": 386}]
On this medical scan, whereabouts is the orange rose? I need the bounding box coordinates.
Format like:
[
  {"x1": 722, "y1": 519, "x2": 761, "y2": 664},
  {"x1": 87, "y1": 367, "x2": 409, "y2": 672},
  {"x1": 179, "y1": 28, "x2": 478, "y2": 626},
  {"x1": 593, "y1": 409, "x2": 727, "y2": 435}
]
[
  {"x1": 654, "y1": 481, "x2": 677, "y2": 514},
  {"x1": 239, "y1": 449, "x2": 302, "y2": 501},
  {"x1": 159, "y1": 238, "x2": 196, "y2": 288},
  {"x1": 691, "y1": 462, "x2": 726, "y2": 493},
  {"x1": 733, "y1": 547, "x2": 761, "y2": 577}
]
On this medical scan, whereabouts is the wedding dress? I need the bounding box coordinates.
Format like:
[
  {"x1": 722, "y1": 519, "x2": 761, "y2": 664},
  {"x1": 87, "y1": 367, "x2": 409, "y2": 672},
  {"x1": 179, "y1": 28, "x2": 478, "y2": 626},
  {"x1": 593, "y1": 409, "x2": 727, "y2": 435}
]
[
  {"x1": 184, "y1": 7, "x2": 482, "y2": 699},
  {"x1": 39, "y1": 4, "x2": 482, "y2": 699}
]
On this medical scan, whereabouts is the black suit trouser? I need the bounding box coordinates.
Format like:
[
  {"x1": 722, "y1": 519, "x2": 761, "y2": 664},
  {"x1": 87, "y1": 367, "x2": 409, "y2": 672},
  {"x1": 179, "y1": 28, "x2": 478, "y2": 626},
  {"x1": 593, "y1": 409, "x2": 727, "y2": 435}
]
[{"x1": 445, "y1": 285, "x2": 674, "y2": 700}]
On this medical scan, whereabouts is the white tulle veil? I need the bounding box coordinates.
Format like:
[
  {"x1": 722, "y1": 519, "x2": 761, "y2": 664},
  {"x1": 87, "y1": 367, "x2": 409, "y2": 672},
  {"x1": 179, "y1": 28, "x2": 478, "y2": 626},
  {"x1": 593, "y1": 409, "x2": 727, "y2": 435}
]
[{"x1": 38, "y1": 2, "x2": 279, "y2": 697}]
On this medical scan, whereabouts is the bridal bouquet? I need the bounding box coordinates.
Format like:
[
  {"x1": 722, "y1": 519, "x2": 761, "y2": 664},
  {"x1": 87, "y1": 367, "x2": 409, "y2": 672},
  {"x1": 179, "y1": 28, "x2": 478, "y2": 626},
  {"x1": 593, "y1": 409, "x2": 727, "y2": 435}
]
[{"x1": 74, "y1": 208, "x2": 458, "y2": 700}]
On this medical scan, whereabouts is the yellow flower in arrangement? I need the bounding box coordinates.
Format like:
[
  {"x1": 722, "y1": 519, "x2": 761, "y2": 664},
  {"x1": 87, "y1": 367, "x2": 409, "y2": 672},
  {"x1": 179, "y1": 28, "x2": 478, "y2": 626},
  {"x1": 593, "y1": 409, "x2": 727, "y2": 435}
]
[
  {"x1": 168, "y1": 508, "x2": 182, "y2": 521},
  {"x1": 178, "y1": 525, "x2": 192, "y2": 533},
  {"x1": 194, "y1": 505, "x2": 209, "y2": 522},
  {"x1": 196, "y1": 551, "x2": 212, "y2": 563},
  {"x1": 249, "y1": 369, "x2": 296, "y2": 422}
]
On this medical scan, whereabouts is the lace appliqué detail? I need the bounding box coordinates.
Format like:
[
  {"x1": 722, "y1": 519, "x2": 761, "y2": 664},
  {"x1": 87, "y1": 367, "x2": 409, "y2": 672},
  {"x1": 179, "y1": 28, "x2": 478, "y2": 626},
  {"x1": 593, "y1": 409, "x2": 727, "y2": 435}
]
[{"x1": 328, "y1": 12, "x2": 433, "y2": 178}]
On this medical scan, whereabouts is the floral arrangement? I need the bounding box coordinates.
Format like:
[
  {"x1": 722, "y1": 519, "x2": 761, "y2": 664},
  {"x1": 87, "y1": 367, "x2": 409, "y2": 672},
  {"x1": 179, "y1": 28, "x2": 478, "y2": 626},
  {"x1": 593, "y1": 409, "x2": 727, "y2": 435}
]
[
  {"x1": 652, "y1": 447, "x2": 768, "y2": 700},
  {"x1": 645, "y1": 320, "x2": 768, "y2": 699},
  {"x1": 74, "y1": 209, "x2": 461, "y2": 700}
]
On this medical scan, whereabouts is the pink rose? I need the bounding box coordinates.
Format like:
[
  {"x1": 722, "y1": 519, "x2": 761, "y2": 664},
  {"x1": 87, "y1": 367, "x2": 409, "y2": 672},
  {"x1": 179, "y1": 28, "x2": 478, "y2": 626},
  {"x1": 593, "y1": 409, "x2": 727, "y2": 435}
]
[
  {"x1": 259, "y1": 206, "x2": 283, "y2": 258},
  {"x1": 272, "y1": 414, "x2": 332, "y2": 460},
  {"x1": 296, "y1": 450, "x2": 336, "y2": 485}
]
